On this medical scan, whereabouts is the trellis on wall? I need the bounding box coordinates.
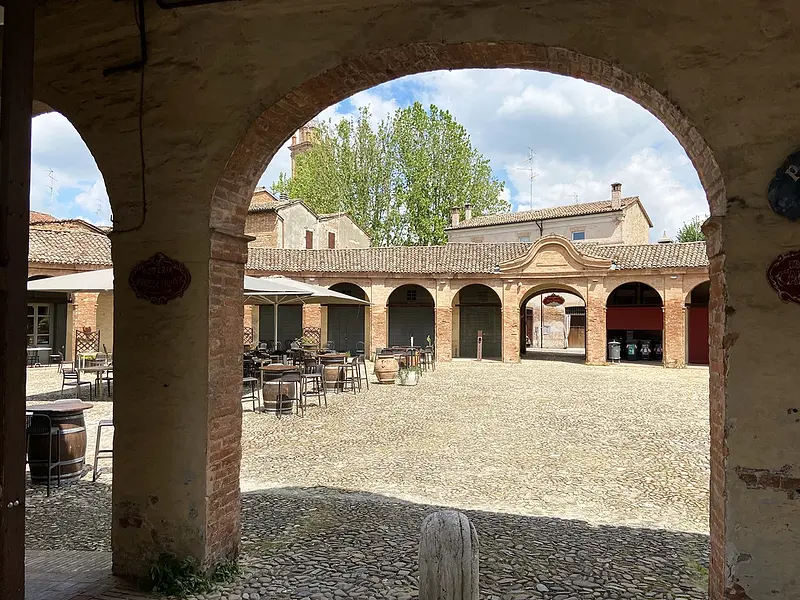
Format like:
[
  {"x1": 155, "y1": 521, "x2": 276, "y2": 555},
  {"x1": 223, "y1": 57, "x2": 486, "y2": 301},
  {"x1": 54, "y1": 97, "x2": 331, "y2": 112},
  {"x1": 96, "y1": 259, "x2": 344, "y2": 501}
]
[
  {"x1": 243, "y1": 327, "x2": 254, "y2": 347},
  {"x1": 75, "y1": 329, "x2": 100, "y2": 357}
]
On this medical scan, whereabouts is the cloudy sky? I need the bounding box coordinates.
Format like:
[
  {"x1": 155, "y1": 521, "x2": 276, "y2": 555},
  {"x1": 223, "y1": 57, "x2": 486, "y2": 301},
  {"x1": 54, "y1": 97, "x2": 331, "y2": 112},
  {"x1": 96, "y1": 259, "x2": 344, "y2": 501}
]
[{"x1": 32, "y1": 68, "x2": 708, "y2": 241}]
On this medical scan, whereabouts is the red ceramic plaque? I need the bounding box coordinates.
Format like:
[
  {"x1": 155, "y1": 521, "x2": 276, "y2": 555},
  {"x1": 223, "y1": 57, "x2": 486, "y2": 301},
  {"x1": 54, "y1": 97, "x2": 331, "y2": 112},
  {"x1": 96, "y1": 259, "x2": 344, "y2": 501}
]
[
  {"x1": 128, "y1": 252, "x2": 191, "y2": 305},
  {"x1": 542, "y1": 293, "x2": 565, "y2": 307},
  {"x1": 767, "y1": 250, "x2": 800, "y2": 304}
]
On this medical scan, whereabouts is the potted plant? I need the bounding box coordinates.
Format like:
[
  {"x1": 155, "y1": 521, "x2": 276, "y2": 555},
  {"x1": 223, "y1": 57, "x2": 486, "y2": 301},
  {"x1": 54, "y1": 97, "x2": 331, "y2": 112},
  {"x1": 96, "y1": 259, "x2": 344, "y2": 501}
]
[
  {"x1": 300, "y1": 336, "x2": 318, "y2": 351},
  {"x1": 398, "y1": 365, "x2": 420, "y2": 386}
]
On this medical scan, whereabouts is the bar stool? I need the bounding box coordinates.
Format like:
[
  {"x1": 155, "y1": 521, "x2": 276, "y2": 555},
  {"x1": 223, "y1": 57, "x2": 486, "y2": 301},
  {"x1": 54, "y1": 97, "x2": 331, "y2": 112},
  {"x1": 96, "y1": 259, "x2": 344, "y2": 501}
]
[
  {"x1": 242, "y1": 376, "x2": 259, "y2": 411},
  {"x1": 93, "y1": 419, "x2": 114, "y2": 481},
  {"x1": 26, "y1": 412, "x2": 62, "y2": 497}
]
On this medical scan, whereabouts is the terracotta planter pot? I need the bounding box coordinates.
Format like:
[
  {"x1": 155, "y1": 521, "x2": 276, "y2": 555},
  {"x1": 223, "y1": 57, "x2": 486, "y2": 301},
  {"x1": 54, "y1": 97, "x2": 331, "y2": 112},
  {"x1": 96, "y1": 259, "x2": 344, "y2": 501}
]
[{"x1": 374, "y1": 355, "x2": 399, "y2": 384}]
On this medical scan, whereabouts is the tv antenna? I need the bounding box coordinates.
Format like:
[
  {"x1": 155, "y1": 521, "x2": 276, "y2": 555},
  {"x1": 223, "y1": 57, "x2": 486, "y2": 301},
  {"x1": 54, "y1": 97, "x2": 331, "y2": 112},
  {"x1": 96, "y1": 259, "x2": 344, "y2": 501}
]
[
  {"x1": 573, "y1": 193, "x2": 579, "y2": 204},
  {"x1": 47, "y1": 168, "x2": 57, "y2": 204},
  {"x1": 525, "y1": 147, "x2": 538, "y2": 211}
]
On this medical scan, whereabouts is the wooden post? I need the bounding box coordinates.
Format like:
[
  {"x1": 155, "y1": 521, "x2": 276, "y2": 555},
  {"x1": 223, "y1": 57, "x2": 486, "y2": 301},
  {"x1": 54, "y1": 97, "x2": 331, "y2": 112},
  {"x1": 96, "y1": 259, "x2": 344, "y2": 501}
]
[
  {"x1": 419, "y1": 511, "x2": 479, "y2": 600},
  {"x1": 0, "y1": 1, "x2": 36, "y2": 599}
]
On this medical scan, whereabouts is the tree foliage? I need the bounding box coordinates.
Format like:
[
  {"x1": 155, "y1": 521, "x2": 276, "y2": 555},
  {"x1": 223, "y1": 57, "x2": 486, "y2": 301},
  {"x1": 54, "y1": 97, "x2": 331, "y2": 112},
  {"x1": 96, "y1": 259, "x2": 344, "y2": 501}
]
[
  {"x1": 273, "y1": 103, "x2": 508, "y2": 246},
  {"x1": 676, "y1": 216, "x2": 706, "y2": 242}
]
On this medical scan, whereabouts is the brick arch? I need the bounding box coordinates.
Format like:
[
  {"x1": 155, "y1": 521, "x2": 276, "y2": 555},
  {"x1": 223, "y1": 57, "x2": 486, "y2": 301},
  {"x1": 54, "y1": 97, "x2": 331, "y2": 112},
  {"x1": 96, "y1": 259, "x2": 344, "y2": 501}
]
[
  {"x1": 685, "y1": 279, "x2": 711, "y2": 304},
  {"x1": 519, "y1": 282, "x2": 586, "y2": 309},
  {"x1": 329, "y1": 281, "x2": 371, "y2": 303},
  {"x1": 605, "y1": 280, "x2": 665, "y2": 306},
  {"x1": 450, "y1": 282, "x2": 503, "y2": 307},
  {"x1": 211, "y1": 42, "x2": 726, "y2": 233},
  {"x1": 387, "y1": 283, "x2": 436, "y2": 307}
]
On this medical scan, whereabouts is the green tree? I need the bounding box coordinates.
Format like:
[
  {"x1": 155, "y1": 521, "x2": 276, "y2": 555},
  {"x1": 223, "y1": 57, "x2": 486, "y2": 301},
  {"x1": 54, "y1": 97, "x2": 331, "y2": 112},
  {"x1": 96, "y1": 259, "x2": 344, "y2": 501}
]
[
  {"x1": 676, "y1": 216, "x2": 707, "y2": 242},
  {"x1": 273, "y1": 103, "x2": 508, "y2": 246}
]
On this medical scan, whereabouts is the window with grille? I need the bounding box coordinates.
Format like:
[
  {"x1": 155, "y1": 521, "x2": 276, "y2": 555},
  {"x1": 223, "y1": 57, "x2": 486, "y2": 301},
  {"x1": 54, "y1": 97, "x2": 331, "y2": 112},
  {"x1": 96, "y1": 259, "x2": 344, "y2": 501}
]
[
  {"x1": 571, "y1": 230, "x2": 586, "y2": 241},
  {"x1": 27, "y1": 303, "x2": 51, "y2": 347},
  {"x1": 406, "y1": 288, "x2": 417, "y2": 303}
]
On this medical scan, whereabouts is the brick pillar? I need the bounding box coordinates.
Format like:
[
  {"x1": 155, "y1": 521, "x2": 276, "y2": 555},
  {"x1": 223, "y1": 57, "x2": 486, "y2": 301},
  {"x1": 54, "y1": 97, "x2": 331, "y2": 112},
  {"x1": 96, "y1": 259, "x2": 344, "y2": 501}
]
[
  {"x1": 435, "y1": 307, "x2": 452, "y2": 361},
  {"x1": 662, "y1": 281, "x2": 686, "y2": 368},
  {"x1": 302, "y1": 304, "x2": 322, "y2": 329},
  {"x1": 501, "y1": 282, "x2": 520, "y2": 363},
  {"x1": 370, "y1": 306, "x2": 387, "y2": 351},
  {"x1": 73, "y1": 292, "x2": 99, "y2": 332},
  {"x1": 585, "y1": 281, "x2": 606, "y2": 365},
  {"x1": 111, "y1": 229, "x2": 245, "y2": 577}
]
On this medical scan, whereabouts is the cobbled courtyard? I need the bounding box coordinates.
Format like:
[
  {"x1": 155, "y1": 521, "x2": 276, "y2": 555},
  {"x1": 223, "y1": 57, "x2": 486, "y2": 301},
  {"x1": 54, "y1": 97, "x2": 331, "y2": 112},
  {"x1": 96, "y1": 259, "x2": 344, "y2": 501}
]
[{"x1": 26, "y1": 359, "x2": 710, "y2": 599}]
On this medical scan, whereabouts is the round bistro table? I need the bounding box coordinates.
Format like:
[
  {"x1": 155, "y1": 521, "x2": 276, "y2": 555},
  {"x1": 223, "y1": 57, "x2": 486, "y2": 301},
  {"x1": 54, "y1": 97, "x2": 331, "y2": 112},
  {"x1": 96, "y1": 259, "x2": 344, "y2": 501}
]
[{"x1": 27, "y1": 400, "x2": 93, "y2": 483}]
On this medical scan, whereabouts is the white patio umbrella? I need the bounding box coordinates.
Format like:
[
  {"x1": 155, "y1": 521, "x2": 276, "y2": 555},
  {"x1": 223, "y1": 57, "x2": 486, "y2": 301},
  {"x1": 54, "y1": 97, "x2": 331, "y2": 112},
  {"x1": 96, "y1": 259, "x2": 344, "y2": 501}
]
[
  {"x1": 27, "y1": 268, "x2": 115, "y2": 292},
  {"x1": 244, "y1": 276, "x2": 371, "y2": 345}
]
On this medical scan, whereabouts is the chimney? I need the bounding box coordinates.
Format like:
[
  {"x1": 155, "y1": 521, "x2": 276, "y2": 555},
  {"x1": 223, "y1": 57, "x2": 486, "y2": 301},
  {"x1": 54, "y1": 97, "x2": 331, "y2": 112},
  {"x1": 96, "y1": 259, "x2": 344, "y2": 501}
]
[
  {"x1": 464, "y1": 202, "x2": 472, "y2": 221},
  {"x1": 611, "y1": 182, "x2": 622, "y2": 210},
  {"x1": 657, "y1": 230, "x2": 673, "y2": 244},
  {"x1": 451, "y1": 206, "x2": 461, "y2": 227}
]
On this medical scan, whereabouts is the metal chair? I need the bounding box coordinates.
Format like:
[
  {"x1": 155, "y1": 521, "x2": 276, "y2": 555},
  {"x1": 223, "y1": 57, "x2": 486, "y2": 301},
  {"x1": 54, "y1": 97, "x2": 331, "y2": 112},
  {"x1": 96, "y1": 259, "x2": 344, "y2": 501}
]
[
  {"x1": 325, "y1": 340, "x2": 335, "y2": 352},
  {"x1": 300, "y1": 359, "x2": 327, "y2": 410},
  {"x1": 242, "y1": 377, "x2": 259, "y2": 411},
  {"x1": 93, "y1": 419, "x2": 114, "y2": 481},
  {"x1": 49, "y1": 351, "x2": 63, "y2": 369},
  {"x1": 26, "y1": 412, "x2": 61, "y2": 496},
  {"x1": 356, "y1": 354, "x2": 370, "y2": 391},
  {"x1": 355, "y1": 341, "x2": 366, "y2": 356},
  {"x1": 340, "y1": 357, "x2": 358, "y2": 395},
  {"x1": 62, "y1": 367, "x2": 92, "y2": 401}
]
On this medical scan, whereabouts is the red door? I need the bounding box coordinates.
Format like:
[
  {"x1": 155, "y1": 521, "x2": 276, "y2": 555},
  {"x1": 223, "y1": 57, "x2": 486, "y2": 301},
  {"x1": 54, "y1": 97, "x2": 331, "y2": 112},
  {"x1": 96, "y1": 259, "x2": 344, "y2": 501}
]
[{"x1": 688, "y1": 306, "x2": 709, "y2": 365}]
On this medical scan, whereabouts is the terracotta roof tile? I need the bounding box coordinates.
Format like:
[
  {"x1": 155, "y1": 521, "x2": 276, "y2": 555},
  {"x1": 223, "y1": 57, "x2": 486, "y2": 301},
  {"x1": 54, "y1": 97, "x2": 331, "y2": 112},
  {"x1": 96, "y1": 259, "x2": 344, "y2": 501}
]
[
  {"x1": 448, "y1": 197, "x2": 640, "y2": 230},
  {"x1": 247, "y1": 241, "x2": 708, "y2": 274},
  {"x1": 30, "y1": 211, "x2": 57, "y2": 223},
  {"x1": 29, "y1": 229, "x2": 112, "y2": 266}
]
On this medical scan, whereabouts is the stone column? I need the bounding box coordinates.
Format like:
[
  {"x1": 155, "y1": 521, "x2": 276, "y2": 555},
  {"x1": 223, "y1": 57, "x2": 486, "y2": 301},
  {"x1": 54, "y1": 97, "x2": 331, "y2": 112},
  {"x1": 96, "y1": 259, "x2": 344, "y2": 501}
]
[
  {"x1": 111, "y1": 228, "x2": 247, "y2": 577},
  {"x1": 585, "y1": 280, "x2": 607, "y2": 365},
  {"x1": 662, "y1": 279, "x2": 686, "y2": 368}
]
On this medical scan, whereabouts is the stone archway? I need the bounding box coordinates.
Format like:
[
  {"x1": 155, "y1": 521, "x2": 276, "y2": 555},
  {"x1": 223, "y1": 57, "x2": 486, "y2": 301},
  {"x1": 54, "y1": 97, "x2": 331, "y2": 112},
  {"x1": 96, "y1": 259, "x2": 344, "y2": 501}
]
[
  {"x1": 386, "y1": 284, "x2": 435, "y2": 349},
  {"x1": 606, "y1": 282, "x2": 665, "y2": 364},
  {"x1": 210, "y1": 43, "x2": 728, "y2": 598},
  {"x1": 686, "y1": 281, "x2": 711, "y2": 366}
]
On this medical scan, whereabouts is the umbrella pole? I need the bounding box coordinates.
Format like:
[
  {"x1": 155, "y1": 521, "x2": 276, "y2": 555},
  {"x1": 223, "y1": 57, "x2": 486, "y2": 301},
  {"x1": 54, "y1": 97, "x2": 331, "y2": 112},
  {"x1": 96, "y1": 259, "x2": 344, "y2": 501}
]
[{"x1": 274, "y1": 302, "x2": 279, "y2": 348}]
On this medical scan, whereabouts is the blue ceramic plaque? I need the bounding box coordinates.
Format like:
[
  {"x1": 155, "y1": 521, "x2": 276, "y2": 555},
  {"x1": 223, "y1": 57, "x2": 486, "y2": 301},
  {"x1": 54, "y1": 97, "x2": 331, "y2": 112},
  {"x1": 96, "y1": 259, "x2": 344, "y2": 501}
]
[{"x1": 768, "y1": 150, "x2": 800, "y2": 221}]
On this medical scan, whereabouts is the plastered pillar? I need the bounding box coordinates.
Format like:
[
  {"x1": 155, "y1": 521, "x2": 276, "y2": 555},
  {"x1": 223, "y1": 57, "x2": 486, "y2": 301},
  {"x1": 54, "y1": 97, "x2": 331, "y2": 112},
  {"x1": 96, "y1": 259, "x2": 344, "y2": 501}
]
[{"x1": 111, "y1": 227, "x2": 245, "y2": 577}]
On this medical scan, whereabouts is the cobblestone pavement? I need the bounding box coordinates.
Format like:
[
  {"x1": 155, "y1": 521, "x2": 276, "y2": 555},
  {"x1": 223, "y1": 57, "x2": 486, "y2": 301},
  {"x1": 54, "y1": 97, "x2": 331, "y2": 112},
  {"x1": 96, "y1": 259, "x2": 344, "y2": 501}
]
[{"x1": 25, "y1": 361, "x2": 710, "y2": 599}]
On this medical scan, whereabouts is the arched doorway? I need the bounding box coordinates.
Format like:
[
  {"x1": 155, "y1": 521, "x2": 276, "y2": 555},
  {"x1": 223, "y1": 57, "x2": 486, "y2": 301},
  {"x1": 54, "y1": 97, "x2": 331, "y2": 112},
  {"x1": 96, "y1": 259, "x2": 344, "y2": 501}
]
[
  {"x1": 452, "y1": 284, "x2": 502, "y2": 359},
  {"x1": 686, "y1": 281, "x2": 710, "y2": 366},
  {"x1": 387, "y1": 284, "x2": 435, "y2": 348},
  {"x1": 326, "y1": 282, "x2": 369, "y2": 354},
  {"x1": 606, "y1": 282, "x2": 664, "y2": 363},
  {"x1": 519, "y1": 287, "x2": 586, "y2": 359}
]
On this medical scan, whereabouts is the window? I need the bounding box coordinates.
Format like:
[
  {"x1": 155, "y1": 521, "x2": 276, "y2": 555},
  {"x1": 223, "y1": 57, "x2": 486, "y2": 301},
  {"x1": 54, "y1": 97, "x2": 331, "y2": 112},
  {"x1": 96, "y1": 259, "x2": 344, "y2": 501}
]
[
  {"x1": 328, "y1": 232, "x2": 336, "y2": 249},
  {"x1": 27, "y1": 303, "x2": 51, "y2": 348},
  {"x1": 406, "y1": 288, "x2": 418, "y2": 303},
  {"x1": 518, "y1": 236, "x2": 531, "y2": 243},
  {"x1": 305, "y1": 230, "x2": 313, "y2": 249},
  {"x1": 571, "y1": 230, "x2": 586, "y2": 241}
]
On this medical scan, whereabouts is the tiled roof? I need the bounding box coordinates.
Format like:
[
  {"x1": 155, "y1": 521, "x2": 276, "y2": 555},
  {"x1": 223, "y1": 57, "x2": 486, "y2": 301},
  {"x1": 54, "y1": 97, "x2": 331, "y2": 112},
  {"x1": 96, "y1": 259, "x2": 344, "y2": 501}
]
[
  {"x1": 580, "y1": 242, "x2": 708, "y2": 270},
  {"x1": 30, "y1": 211, "x2": 57, "y2": 223},
  {"x1": 248, "y1": 199, "x2": 298, "y2": 213},
  {"x1": 448, "y1": 197, "x2": 640, "y2": 230},
  {"x1": 29, "y1": 229, "x2": 112, "y2": 266},
  {"x1": 248, "y1": 241, "x2": 708, "y2": 274},
  {"x1": 30, "y1": 219, "x2": 108, "y2": 235}
]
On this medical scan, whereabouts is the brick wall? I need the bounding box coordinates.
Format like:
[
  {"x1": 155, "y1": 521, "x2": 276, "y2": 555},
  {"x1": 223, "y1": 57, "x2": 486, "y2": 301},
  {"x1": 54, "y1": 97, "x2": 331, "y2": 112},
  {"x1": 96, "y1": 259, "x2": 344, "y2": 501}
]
[
  {"x1": 205, "y1": 230, "x2": 247, "y2": 565},
  {"x1": 245, "y1": 212, "x2": 279, "y2": 248}
]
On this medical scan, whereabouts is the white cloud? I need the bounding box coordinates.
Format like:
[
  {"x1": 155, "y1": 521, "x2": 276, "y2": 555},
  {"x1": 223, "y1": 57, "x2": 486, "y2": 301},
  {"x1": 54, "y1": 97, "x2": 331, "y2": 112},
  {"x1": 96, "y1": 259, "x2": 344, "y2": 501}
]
[
  {"x1": 498, "y1": 85, "x2": 574, "y2": 117},
  {"x1": 74, "y1": 180, "x2": 112, "y2": 224}
]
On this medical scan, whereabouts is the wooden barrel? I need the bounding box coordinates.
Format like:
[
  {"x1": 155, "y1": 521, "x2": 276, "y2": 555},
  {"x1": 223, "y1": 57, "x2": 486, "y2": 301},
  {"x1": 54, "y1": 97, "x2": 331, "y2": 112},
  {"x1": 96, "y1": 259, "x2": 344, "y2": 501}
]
[
  {"x1": 260, "y1": 382, "x2": 295, "y2": 415},
  {"x1": 28, "y1": 410, "x2": 88, "y2": 483},
  {"x1": 374, "y1": 355, "x2": 399, "y2": 384}
]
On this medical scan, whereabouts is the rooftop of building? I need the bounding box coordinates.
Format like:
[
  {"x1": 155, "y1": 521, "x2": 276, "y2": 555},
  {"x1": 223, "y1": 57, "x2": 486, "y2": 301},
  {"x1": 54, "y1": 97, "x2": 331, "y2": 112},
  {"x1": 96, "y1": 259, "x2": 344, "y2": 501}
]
[
  {"x1": 447, "y1": 193, "x2": 653, "y2": 231},
  {"x1": 28, "y1": 223, "x2": 706, "y2": 273},
  {"x1": 247, "y1": 240, "x2": 708, "y2": 274}
]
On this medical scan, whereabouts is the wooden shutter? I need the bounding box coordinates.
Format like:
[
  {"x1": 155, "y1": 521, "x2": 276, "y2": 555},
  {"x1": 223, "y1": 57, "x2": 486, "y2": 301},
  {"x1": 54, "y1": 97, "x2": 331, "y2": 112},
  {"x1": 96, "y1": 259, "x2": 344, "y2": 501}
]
[{"x1": 305, "y1": 230, "x2": 313, "y2": 249}]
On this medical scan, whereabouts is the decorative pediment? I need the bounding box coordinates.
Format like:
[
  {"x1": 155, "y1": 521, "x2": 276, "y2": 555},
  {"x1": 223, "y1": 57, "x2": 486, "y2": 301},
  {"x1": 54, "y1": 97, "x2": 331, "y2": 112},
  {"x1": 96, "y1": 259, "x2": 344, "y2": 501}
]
[{"x1": 498, "y1": 235, "x2": 612, "y2": 274}]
